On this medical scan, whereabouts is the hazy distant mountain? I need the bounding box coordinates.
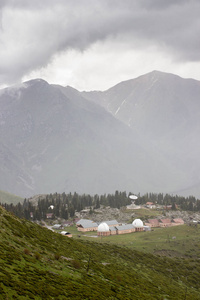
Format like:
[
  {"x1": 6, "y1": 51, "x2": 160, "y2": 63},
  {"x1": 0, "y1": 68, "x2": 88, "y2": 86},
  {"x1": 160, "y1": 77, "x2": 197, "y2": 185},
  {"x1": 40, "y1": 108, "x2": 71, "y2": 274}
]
[
  {"x1": 0, "y1": 72, "x2": 200, "y2": 198},
  {"x1": 82, "y1": 71, "x2": 200, "y2": 197}
]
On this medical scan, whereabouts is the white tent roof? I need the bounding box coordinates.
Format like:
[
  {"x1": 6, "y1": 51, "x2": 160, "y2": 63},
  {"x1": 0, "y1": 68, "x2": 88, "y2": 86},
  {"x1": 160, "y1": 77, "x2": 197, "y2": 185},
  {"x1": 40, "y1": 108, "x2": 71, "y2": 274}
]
[
  {"x1": 98, "y1": 222, "x2": 110, "y2": 232},
  {"x1": 132, "y1": 219, "x2": 144, "y2": 228}
]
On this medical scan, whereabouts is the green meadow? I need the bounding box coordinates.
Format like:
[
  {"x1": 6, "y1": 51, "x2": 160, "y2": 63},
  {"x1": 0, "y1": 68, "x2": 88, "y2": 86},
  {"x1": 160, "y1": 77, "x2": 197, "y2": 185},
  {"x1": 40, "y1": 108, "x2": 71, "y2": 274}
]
[{"x1": 65, "y1": 223, "x2": 200, "y2": 258}]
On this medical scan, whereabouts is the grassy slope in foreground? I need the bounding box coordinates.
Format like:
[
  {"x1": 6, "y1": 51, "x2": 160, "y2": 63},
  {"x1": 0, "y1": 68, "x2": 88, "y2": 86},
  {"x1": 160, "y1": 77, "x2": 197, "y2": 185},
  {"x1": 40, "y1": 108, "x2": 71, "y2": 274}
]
[
  {"x1": 0, "y1": 206, "x2": 200, "y2": 299},
  {"x1": 0, "y1": 190, "x2": 23, "y2": 204}
]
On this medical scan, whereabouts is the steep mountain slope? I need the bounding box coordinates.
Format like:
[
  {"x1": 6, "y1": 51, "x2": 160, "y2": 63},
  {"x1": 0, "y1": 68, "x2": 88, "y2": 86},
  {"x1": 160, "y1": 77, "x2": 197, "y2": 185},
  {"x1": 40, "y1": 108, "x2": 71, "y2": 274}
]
[
  {"x1": 1, "y1": 72, "x2": 200, "y2": 198},
  {"x1": 82, "y1": 71, "x2": 200, "y2": 196},
  {"x1": 1, "y1": 205, "x2": 200, "y2": 299},
  {"x1": 0, "y1": 78, "x2": 183, "y2": 197},
  {"x1": 82, "y1": 71, "x2": 200, "y2": 133}
]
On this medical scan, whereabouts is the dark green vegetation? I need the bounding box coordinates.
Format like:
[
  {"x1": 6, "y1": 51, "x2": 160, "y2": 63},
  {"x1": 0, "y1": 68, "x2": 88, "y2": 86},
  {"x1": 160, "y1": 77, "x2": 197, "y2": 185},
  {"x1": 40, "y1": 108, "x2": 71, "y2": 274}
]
[
  {"x1": 1, "y1": 206, "x2": 200, "y2": 299},
  {"x1": 2, "y1": 191, "x2": 200, "y2": 222},
  {"x1": 0, "y1": 190, "x2": 23, "y2": 205},
  {"x1": 137, "y1": 192, "x2": 199, "y2": 211},
  {"x1": 1, "y1": 191, "x2": 131, "y2": 220}
]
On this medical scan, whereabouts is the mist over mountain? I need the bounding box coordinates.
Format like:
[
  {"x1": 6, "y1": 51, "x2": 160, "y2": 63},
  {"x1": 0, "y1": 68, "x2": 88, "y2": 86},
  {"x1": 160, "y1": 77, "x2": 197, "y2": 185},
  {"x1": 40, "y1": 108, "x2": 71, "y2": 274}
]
[
  {"x1": 83, "y1": 71, "x2": 200, "y2": 197},
  {"x1": 0, "y1": 71, "x2": 199, "y2": 198}
]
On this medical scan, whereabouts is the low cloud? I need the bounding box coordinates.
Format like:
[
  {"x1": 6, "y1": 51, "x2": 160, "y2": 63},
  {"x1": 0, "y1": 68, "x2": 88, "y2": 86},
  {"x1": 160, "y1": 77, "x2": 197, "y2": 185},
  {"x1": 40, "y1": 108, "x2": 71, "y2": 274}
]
[{"x1": 1, "y1": 0, "x2": 200, "y2": 86}]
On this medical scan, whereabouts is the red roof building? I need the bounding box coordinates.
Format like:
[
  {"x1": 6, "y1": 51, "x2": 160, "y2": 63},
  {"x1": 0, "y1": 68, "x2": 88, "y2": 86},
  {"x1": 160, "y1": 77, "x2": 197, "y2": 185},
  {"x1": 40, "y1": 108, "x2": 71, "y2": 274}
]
[
  {"x1": 146, "y1": 202, "x2": 156, "y2": 209},
  {"x1": 46, "y1": 213, "x2": 53, "y2": 219},
  {"x1": 172, "y1": 218, "x2": 184, "y2": 226},
  {"x1": 146, "y1": 202, "x2": 154, "y2": 205},
  {"x1": 145, "y1": 219, "x2": 160, "y2": 227},
  {"x1": 159, "y1": 218, "x2": 172, "y2": 227}
]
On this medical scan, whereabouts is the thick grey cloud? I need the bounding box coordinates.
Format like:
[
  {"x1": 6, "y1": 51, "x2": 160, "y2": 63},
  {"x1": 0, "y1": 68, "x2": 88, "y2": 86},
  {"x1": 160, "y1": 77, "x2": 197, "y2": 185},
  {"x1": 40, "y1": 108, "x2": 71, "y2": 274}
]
[{"x1": 0, "y1": 0, "x2": 200, "y2": 86}]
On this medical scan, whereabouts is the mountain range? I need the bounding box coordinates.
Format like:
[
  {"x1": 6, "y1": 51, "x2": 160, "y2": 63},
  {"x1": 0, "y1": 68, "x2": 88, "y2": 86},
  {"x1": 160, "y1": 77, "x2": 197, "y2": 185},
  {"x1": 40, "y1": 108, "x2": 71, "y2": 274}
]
[{"x1": 0, "y1": 71, "x2": 200, "y2": 198}]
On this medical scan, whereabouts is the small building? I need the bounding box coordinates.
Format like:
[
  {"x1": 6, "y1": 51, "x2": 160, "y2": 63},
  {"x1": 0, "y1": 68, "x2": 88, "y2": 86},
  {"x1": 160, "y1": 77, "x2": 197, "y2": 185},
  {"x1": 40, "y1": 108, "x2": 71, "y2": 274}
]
[
  {"x1": 46, "y1": 213, "x2": 54, "y2": 219},
  {"x1": 126, "y1": 204, "x2": 141, "y2": 209},
  {"x1": 132, "y1": 219, "x2": 144, "y2": 232},
  {"x1": 165, "y1": 205, "x2": 179, "y2": 210},
  {"x1": 63, "y1": 221, "x2": 73, "y2": 226},
  {"x1": 97, "y1": 223, "x2": 110, "y2": 236},
  {"x1": 115, "y1": 224, "x2": 135, "y2": 235},
  {"x1": 80, "y1": 209, "x2": 90, "y2": 213},
  {"x1": 145, "y1": 219, "x2": 160, "y2": 227},
  {"x1": 172, "y1": 218, "x2": 184, "y2": 226},
  {"x1": 103, "y1": 220, "x2": 119, "y2": 227},
  {"x1": 73, "y1": 218, "x2": 80, "y2": 224},
  {"x1": 143, "y1": 225, "x2": 151, "y2": 231},
  {"x1": 52, "y1": 224, "x2": 63, "y2": 230},
  {"x1": 76, "y1": 219, "x2": 88, "y2": 225},
  {"x1": 146, "y1": 202, "x2": 154, "y2": 205},
  {"x1": 146, "y1": 202, "x2": 156, "y2": 209},
  {"x1": 165, "y1": 205, "x2": 172, "y2": 210},
  {"x1": 189, "y1": 220, "x2": 198, "y2": 227},
  {"x1": 159, "y1": 219, "x2": 172, "y2": 227},
  {"x1": 60, "y1": 231, "x2": 72, "y2": 238},
  {"x1": 76, "y1": 219, "x2": 98, "y2": 232},
  {"x1": 109, "y1": 226, "x2": 117, "y2": 235}
]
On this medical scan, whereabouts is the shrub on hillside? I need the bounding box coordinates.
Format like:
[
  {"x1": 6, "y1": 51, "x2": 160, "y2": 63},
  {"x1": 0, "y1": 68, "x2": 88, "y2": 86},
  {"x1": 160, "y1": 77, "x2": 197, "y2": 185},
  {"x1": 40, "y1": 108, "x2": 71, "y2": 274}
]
[
  {"x1": 54, "y1": 253, "x2": 60, "y2": 260},
  {"x1": 34, "y1": 252, "x2": 41, "y2": 260},
  {"x1": 71, "y1": 259, "x2": 81, "y2": 269},
  {"x1": 23, "y1": 248, "x2": 30, "y2": 255}
]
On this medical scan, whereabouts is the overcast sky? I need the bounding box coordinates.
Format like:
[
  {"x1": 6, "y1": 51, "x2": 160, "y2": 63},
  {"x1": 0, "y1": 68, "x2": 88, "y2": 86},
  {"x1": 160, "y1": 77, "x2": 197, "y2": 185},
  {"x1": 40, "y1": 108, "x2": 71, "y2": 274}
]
[{"x1": 0, "y1": 0, "x2": 200, "y2": 91}]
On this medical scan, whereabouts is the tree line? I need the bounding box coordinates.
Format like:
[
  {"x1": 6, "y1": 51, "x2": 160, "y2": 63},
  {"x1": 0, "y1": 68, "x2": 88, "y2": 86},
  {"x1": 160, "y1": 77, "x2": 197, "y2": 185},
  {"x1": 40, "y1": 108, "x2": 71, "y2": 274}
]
[
  {"x1": 1, "y1": 191, "x2": 200, "y2": 221},
  {"x1": 136, "y1": 192, "x2": 200, "y2": 211},
  {"x1": 0, "y1": 191, "x2": 131, "y2": 221}
]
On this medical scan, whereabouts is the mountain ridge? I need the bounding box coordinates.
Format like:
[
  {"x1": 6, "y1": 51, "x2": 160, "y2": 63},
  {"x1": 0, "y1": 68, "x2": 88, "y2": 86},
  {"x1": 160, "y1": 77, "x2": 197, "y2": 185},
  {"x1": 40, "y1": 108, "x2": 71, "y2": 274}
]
[
  {"x1": 81, "y1": 70, "x2": 200, "y2": 197},
  {"x1": 0, "y1": 71, "x2": 200, "y2": 197}
]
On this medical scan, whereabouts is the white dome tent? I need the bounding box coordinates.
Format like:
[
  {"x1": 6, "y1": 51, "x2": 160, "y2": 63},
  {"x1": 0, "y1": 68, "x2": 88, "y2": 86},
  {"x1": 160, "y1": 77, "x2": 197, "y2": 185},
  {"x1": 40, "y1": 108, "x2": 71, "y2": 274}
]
[
  {"x1": 132, "y1": 219, "x2": 144, "y2": 232},
  {"x1": 129, "y1": 195, "x2": 138, "y2": 200},
  {"x1": 97, "y1": 222, "x2": 110, "y2": 236}
]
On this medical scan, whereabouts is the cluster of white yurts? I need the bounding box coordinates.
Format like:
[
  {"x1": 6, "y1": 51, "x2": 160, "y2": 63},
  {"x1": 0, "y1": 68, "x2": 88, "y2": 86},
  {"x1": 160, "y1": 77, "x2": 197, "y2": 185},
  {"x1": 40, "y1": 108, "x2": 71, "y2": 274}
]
[{"x1": 97, "y1": 219, "x2": 144, "y2": 236}]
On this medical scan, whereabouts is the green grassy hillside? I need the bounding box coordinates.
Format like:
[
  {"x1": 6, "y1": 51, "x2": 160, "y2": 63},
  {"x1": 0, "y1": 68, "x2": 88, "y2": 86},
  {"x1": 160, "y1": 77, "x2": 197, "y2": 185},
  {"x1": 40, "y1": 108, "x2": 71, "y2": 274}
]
[
  {"x1": 0, "y1": 190, "x2": 23, "y2": 204},
  {"x1": 72, "y1": 224, "x2": 200, "y2": 258},
  {"x1": 0, "y1": 205, "x2": 200, "y2": 299}
]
